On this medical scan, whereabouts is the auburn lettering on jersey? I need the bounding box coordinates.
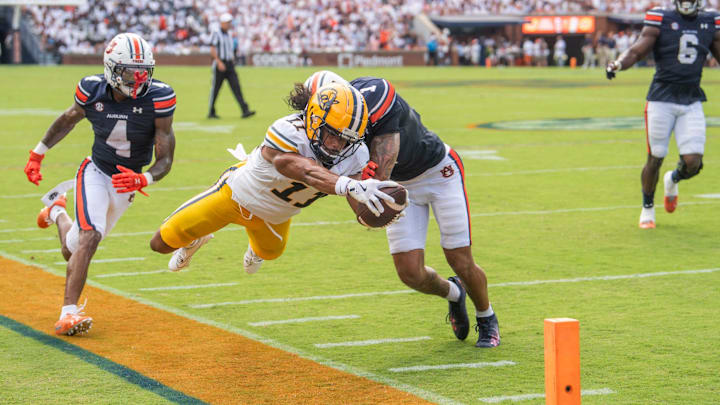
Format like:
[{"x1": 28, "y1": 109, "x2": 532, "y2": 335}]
[
  {"x1": 350, "y1": 77, "x2": 445, "y2": 181},
  {"x1": 74, "y1": 74, "x2": 176, "y2": 175},
  {"x1": 645, "y1": 7, "x2": 719, "y2": 104}
]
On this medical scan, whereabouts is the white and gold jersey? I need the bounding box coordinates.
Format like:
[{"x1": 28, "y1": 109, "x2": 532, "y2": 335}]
[{"x1": 227, "y1": 113, "x2": 369, "y2": 224}]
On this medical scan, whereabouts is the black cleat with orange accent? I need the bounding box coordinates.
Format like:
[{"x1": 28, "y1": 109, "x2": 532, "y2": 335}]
[{"x1": 447, "y1": 276, "x2": 469, "y2": 340}]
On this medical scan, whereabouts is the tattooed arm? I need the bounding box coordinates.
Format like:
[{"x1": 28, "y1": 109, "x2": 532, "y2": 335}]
[{"x1": 368, "y1": 132, "x2": 400, "y2": 181}]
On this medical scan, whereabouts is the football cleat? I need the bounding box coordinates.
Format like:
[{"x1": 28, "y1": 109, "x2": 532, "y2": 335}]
[
  {"x1": 168, "y1": 234, "x2": 213, "y2": 271},
  {"x1": 639, "y1": 206, "x2": 656, "y2": 229},
  {"x1": 663, "y1": 170, "x2": 678, "y2": 213},
  {"x1": 475, "y1": 314, "x2": 500, "y2": 348},
  {"x1": 243, "y1": 245, "x2": 263, "y2": 274},
  {"x1": 446, "y1": 276, "x2": 470, "y2": 341},
  {"x1": 54, "y1": 302, "x2": 93, "y2": 336},
  {"x1": 37, "y1": 195, "x2": 67, "y2": 229}
]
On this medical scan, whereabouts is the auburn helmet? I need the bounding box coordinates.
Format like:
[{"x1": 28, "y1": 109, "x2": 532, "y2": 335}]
[
  {"x1": 675, "y1": 0, "x2": 700, "y2": 15},
  {"x1": 304, "y1": 70, "x2": 349, "y2": 94},
  {"x1": 103, "y1": 33, "x2": 155, "y2": 99},
  {"x1": 305, "y1": 82, "x2": 368, "y2": 165}
]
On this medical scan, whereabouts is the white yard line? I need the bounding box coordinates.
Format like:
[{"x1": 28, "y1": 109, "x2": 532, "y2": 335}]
[
  {"x1": 315, "y1": 336, "x2": 431, "y2": 348},
  {"x1": 22, "y1": 247, "x2": 104, "y2": 254},
  {"x1": 95, "y1": 269, "x2": 173, "y2": 278},
  {"x1": 190, "y1": 289, "x2": 416, "y2": 309},
  {"x1": 248, "y1": 315, "x2": 360, "y2": 327},
  {"x1": 2, "y1": 201, "x2": 719, "y2": 241},
  {"x1": 138, "y1": 282, "x2": 239, "y2": 291},
  {"x1": 191, "y1": 267, "x2": 719, "y2": 308},
  {"x1": 696, "y1": 193, "x2": 720, "y2": 199},
  {"x1": 53, "y1": 257, "x2": 144, "y2": 265},
  {"x1": 469, "y1": 165, "x2": 640, "y2": 177},
  {"x1": 389, "y1": 360, "x2": 516, "y2": 373},
  {"x1": 479, "y1": 388, "x2": 615, "y2": 403}
]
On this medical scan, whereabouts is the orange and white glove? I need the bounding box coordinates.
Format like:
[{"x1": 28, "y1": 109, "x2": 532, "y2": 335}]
[
  {"x1": 361, "y1": 161, "x2": 378, "y2": 180},
  {"x1": 111, "y1": 165, "x2": 151, "y2": 196},
  {"x1": 24, "y1": 150, "x2": 45, "y2": 186}
]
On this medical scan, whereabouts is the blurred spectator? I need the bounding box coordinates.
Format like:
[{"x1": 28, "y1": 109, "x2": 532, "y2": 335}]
[
  {"x1": 581, "y1": 34, "x2": 596, "y2": 69},
  {"x1": 427, "y1": 33, "x2": 438, "y2": 65},
  {"x1": 553, "y1": 35, "x2": 566, "y2": 67}
]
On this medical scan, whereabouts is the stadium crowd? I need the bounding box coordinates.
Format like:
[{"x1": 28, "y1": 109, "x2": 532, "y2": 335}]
[{"x1": 22, "y1": 0, "x2": 720, "y2": 57}]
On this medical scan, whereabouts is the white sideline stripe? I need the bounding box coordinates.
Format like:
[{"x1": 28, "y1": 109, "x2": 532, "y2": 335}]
[
  {"x1": 315, "y1": 336, "x2": 431, "y2": 348},
  {"x1": 139, "y1": 282, "x2": 239, "y2": 291},
  {"x1": 0, "y1": 185, "x2": 205, "y2": 200},
  {"x1": 479, "y1": 388, "x2": 615, "y2": 403},
  {"x1": 248, "y1": 315, "x2": 360, "y2": 327},
  {"x1": 192, "y1": 267, "x2": 719, "y2": 308},
  {"x1": 190, "y1": 289, "x2": 416, "y2": 309},
  {"x1": 0, "y1": 108, "x2": 63, "y2": 116},
  {"x1": 22, "y1": 247, "x2": 105, "y2": 254},
  {"x1": 95, "y1": 269, "x2": 172, "y2": 278},
  {"x1": 0, "y1": 250, "x2": 459, "y2": 405},
  {"x1": 696, "y1": 193, "x2": 720, "y2": 199},
  {"x1": 469, "y1": 164, "x2": 640, "y2": 177},
  {"x1": 489, "y1": 268, "x2": 720, "y2": 287},
  {"x1": 53, "y1": 257, "x2": 144, "y2": 265},
  {"x1": 472, "y1": 200, "x2": 720, "y2": 218},
  {"x1": 3, "y1": 200, "x2": 719, "y2": 244},
  {"x1": 389, "y1": 360, "x2": 516, "y2": 373}
]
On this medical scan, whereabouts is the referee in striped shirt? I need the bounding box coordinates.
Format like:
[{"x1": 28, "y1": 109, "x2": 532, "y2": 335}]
[{"x1": 207, "y1": 13, "x2": 255, "y2": 119}]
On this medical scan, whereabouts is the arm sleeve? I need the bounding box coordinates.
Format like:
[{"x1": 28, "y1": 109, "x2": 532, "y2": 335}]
[{"x1": 152, "y1": 84, "x2": 177, "y2": 118}]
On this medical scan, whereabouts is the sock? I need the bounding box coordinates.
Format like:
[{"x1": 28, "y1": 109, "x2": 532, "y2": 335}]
[
  {"x1": 671, "y1": 169, "x2": 681, "y2": 183},
  {"x1": 49, "y1": 206, "x2": 67, "y2": 224},
  {"x1": 445, "y1": 280, "x2": 461, "y2": 302},
  {"x1": 476, "y1": 304, "x2": 494, "y2": 318},
  {"x1": 642, "y1": 192, "x2": 654, "y2": 208},
  {"x1": 60, "y1": 304, "x2": 77, "y2": 319}
]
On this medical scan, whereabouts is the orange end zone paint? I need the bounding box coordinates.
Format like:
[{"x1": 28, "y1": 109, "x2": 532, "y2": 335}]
[
  {"x1": 544, "y1": 318, "x2": 581, "y2": 405},
  {"x1": 0, "y1": 257, "x2": 431, "y2": 404}
]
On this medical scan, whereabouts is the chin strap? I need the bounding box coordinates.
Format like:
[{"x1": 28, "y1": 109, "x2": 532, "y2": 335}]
[{"x1": 131, "y1": 70, "x2": 148, "y2": 99}]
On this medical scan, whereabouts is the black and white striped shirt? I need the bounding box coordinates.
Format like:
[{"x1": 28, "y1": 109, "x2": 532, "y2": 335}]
[{"x1": 210, "y1": 29, "x2": 235, "y2": 62}]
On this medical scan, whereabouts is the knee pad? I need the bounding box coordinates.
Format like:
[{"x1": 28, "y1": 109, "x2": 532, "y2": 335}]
[{"x1": 676, "y1": 157, "x2": 703, "y2": 180}]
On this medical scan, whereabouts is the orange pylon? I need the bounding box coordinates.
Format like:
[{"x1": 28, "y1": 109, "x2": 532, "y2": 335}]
[{"x1": 544, "y1": 318, "x2": 581, "y2": 405}]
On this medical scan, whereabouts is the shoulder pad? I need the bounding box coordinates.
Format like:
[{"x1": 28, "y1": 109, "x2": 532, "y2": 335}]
[
  {"x1": 263, "y1": 114, "x2": 306, "y2": 153},
  {"x1": 74, "y1": 75, "x2": 105, "y2": 106},
  {"x1": 644, "y1": 8, "x2": 664, "y2": 26},
  {"x1": 148, "y1": 79, "x2": 176, "y2": 115}
]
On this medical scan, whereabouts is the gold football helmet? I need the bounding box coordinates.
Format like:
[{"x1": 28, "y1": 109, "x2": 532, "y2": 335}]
[{"x1": 305, "y1": 82, "x2": 368, "y2": 165}]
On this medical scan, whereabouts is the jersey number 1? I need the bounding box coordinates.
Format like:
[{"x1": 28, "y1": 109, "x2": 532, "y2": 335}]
[{"x1": 678, "y1": 33, "x2": 699, "y2": 64}]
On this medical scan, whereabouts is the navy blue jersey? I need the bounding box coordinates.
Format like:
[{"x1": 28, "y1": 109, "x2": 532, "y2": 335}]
[
  {"x1": 350, "y1": 77, "x2": 445, "y2": 181},
  {"x1": 644, "y1": 8, "x2": 720, "y2": 104},
  {"x1": 74, "y1": 75, "x2": 176, "y2": 176}
]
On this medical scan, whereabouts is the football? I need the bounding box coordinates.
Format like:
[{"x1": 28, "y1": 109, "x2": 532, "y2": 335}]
[{"x1": 347, "y1": 185, "x2": 409, "y2": 228}]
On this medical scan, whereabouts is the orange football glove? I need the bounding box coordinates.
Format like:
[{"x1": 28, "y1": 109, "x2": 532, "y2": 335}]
[
  {"x1": 361, "y1": 161, "x2": 378, "y2": 180},
  {"x1": 111, "y1": 165, "x2": 149, "y2": 196},
  {"x1": 24, "y1": 150, "x2": 44, "y2": 185}
]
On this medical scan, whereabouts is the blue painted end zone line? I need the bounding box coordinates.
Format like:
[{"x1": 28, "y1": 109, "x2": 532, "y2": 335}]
[{"x1": 0, "y1": 315, "x2": 206, "y2": 405}]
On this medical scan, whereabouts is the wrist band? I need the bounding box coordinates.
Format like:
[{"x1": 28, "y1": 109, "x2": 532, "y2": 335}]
[
  {"x1": 33, "y1": 142, "x2": 49, "y2": 155},
  {"x1": 143, "y1": 172, "x2": 154, "y2": 185},
  {"x1": 335, "y1": 176, "x2": 351, "y2": 195}
]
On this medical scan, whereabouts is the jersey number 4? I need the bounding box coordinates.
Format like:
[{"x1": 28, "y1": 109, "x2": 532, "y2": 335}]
[
  {"x1": 107, "y1": 120, "x2": 131, "y2": 158},
  {"x1": 678, "y1": 33, "x2": 699, "y2": 64}
]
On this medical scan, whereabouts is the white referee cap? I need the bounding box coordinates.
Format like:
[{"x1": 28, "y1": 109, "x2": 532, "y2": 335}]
[{"x1": 220, "y1": 13, "x2": 233, "y2": 23}]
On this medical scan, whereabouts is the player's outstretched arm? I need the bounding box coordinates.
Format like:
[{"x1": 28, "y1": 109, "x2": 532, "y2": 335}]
[
  {"x1": 607, "y1": 26, "x2": 659, "y2": 79},
  {"x1": 261, "y1": 146, "x2": 397, "y2": 216},
  {"x1": 24, "y1": 103, "x2": 86, "y2": 185},
  {"x1": 262, "y1": 146, "x2": 340, "y2": 195}
]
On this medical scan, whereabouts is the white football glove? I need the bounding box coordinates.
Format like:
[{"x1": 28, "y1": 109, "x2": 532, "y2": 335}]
[{"x1": 336, "y1": 176, "x2": 399, "y2": 217}]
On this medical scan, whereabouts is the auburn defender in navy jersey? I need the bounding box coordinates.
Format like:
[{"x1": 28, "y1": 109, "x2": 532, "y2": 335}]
[
  {"x1": 23, "y1": 33, "x2": 176, "y2": 336},
  {"x1": 305, "y1": 71, "x2": 500, "y2": 348},
  {"x1": 606, "y1": 0, "x2": 720, "y2": 228}
]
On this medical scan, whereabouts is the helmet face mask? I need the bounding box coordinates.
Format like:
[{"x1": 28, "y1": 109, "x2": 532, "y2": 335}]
[
  {"x1": 304, "y1": 83, "x2": 368, "y2": 166},
  {"x1": 675, "y1": 0, "x2": 700, "y2": 15},
  {"x1": 103, "y1": 33, "x2": 155, "y2": 98}
]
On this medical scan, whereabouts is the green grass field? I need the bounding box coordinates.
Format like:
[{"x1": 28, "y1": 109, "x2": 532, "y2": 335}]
[{"x1": 1, "y1": 65, "x2": 719, "y2": 404}]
